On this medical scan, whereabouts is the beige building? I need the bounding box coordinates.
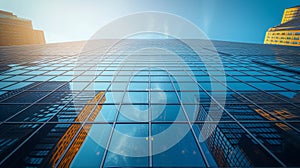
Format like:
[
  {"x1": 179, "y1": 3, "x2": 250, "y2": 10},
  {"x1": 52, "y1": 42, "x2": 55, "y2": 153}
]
[
  {"x1": 0, "y1": 10, "x2": 45, "y2": 46},
  {"x1": 264, "y1": 5, "x2": 300, "y2": 47}
]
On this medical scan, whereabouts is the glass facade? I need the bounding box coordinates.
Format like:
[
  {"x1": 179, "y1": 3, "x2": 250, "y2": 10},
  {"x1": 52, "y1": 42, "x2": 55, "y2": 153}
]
[{"x1": 0, "y1": 39, "x2": 300, "y2": 167}]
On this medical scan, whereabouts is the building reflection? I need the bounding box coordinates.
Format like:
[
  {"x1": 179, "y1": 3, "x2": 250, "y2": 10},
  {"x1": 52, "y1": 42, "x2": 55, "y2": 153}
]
[
  {"x1": 233, "y1": 92, "x2": 300, "y2": 124},
  {"x1": 50, "y1": 91, "x2": 106, "y2": 167},
  {"x1": 198, "y1": 106, "x2": 253, "y2": 167},
  {"x1": 233, "y1": 92, "x2": 300, "y2": 166},
  {"x1": 198, "y1": 91, "x2": 300, "y2": 167},
  {"x1": 0, "y1": 82, "x2": 73, "y2": 167},
  {"x1": 275, "y1": 55, "x2": 300, "y2": 67},
  {"x1": 0, "y1": 82, "x2": 106, "y2": 167}
]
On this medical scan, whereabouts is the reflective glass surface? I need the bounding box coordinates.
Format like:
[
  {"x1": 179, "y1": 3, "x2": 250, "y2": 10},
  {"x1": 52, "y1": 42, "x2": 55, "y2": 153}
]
[{"x1": 0, "y1": 40, "x2": 300, "y2": 167}]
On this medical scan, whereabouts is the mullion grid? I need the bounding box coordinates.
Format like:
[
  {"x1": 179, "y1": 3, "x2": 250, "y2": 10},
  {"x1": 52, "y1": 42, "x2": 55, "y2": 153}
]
[
  {"x1": 148, "y1": 65, "x2": 152, "y2": 167},
  {"x1": 0, "y1": 81, "x2": 83, "y2": 166},
  {"x1": 165, "y1": 62, "x2": 211, "y2": 167},
  {"x1": 0, "y1": 56, "x2": 81, "y2": 102},
  {"x1": 0, "y1": 46, "x2": 119, "y2": 167},
  {"x1": 206, "y1": 61, "x2": 300, "y2": 132},
  {"x1": 214, "y1": 57, "x2": 300, "y2": 111},
  {"x1": 1, "y1": 41, "x2": 300, "y2": 167},
  {"x1": 235, "y1": 65, "x2": 298, "y2": 84},
  {"x1": 200, "y1": 57, "x2": 300, "y2": 118},
  {"x1": 228, "y1": 56, "x2": 299, "y2": 83},
  {"x1": 212, "y1": 66, "x2": 300, "y2": 110},
  {"x1": 54, "y1": 50, "x2": 124, "y2": 167},
  {"x1": 183, "y1": 57, "x2": 288, "y2": 167},
  {"x1": 0, "y1": 55, "x2": 78, "y2": 77},
  {"x1": 99, "y1": 64, "x2": 136, "y2": 167},
  {"x1": 0, "y1": 81, "x2": 72, "y2": 124}
]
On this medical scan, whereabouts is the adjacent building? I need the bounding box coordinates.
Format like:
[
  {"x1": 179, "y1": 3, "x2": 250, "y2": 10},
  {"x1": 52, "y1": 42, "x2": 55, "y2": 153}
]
[
  {"x1": 264, "y1": 5, "x2": 300, "y2": 47},
  {"x1": 0, "y1": 10, "x2": 45, "y2": 46}
]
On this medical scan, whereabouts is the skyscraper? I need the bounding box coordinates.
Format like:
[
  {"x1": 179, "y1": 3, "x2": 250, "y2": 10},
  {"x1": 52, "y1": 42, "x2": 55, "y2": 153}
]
[{"x1": 0, "y1": 39, "x2": 299, "y2": 167}]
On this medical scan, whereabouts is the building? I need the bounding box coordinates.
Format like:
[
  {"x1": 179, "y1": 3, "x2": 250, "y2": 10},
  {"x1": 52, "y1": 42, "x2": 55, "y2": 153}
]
[
  {"x1": 50, "y1": 92, "x2": 105, "y2": 168},
  {"x1": 0, "y1": 39, "x2": 299, "y2": 167},
  {"x1": 0, "y1": 10, "x2": 45, "y2": 46},
  {"x1": 264, "y1": 5, "x2": 300, "y2": 47},
  {"x1": 281, "y1": 5, "x2": 300, "y2": 24}
]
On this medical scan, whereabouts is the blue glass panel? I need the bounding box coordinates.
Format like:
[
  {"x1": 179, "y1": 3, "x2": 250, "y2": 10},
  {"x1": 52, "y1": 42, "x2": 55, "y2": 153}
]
[
  {"x1": 151, "y1": 105, "x2": 185, "y2": 121},
  {"x1": 128, "y1": 82, "x2": 148, "y2": 91},
  {"x1": 251, "y1": 82, "x2": 285, "y2": 91},
  {"x1": 28, "y1": 76, "x2": 54, "y2": 81},
  {"x1": 70, "y1": 124, "x2": 111, "y2": 167},
  {"x1": 227, "y1": 82, "x2": 257, "y2": 91},
  {"x1": 3, "y1": 91, "x2": 50, "y2": 103},
  {"x1": 87, "y1": 82, "x2": 110, "y2": 91},
  {"x1": 118, "y1": 105, "x2": 148, "y2": 122},
  {"x1": 152, "y1": 124, "x2": 205, "y2": 167},
  {"x1": 50, "y1": 76, "x2": 74, "y2": 81},
  {"x1": 95, "y1": 105, "x2": 118, "y2": 122},
  {"x1": 151, "y1": 91, "x2": 179, "y2": 104},
  {"x1": 3, "y1": 82, "x2": 33, "y2": 90},
  {"x1": 123, "y1": 92, "x2": 148, "y2": 104},
  {"x1": 104, "y1": 124, "x2": 148, "y2": 167},
  {"x1": 3, "y1": 76, "x2": 33, "y2": 81},
  {"x1": 151, "y1": 82, "x2": 173, "y2": 91},
  {"x1": 0, "y1": 82, "x2": 15, "y2": 89},
  {"x1": 0, "y1": 104, "x2": 29, "y2": 121},
  {"x1": 275, "y1": 82, "x2": 300, "y2": 90}
]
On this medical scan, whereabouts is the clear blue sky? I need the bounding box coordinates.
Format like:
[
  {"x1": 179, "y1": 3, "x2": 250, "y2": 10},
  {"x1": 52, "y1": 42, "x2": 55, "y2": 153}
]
[{"x1": 1, "y1": 0, "x2": 299, "y2": 44}]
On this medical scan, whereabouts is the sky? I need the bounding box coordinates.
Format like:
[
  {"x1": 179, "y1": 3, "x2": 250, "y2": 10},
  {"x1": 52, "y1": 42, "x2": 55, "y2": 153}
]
[{"x1": 0, "y1": 0, "x2": 299, "y2": 44}]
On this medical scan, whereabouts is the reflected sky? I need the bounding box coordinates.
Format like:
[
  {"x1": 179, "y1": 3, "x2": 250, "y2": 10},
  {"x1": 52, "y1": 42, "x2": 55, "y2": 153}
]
[{"x1": 0, "y1": 40, "x2": 300, "y2": 167}]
